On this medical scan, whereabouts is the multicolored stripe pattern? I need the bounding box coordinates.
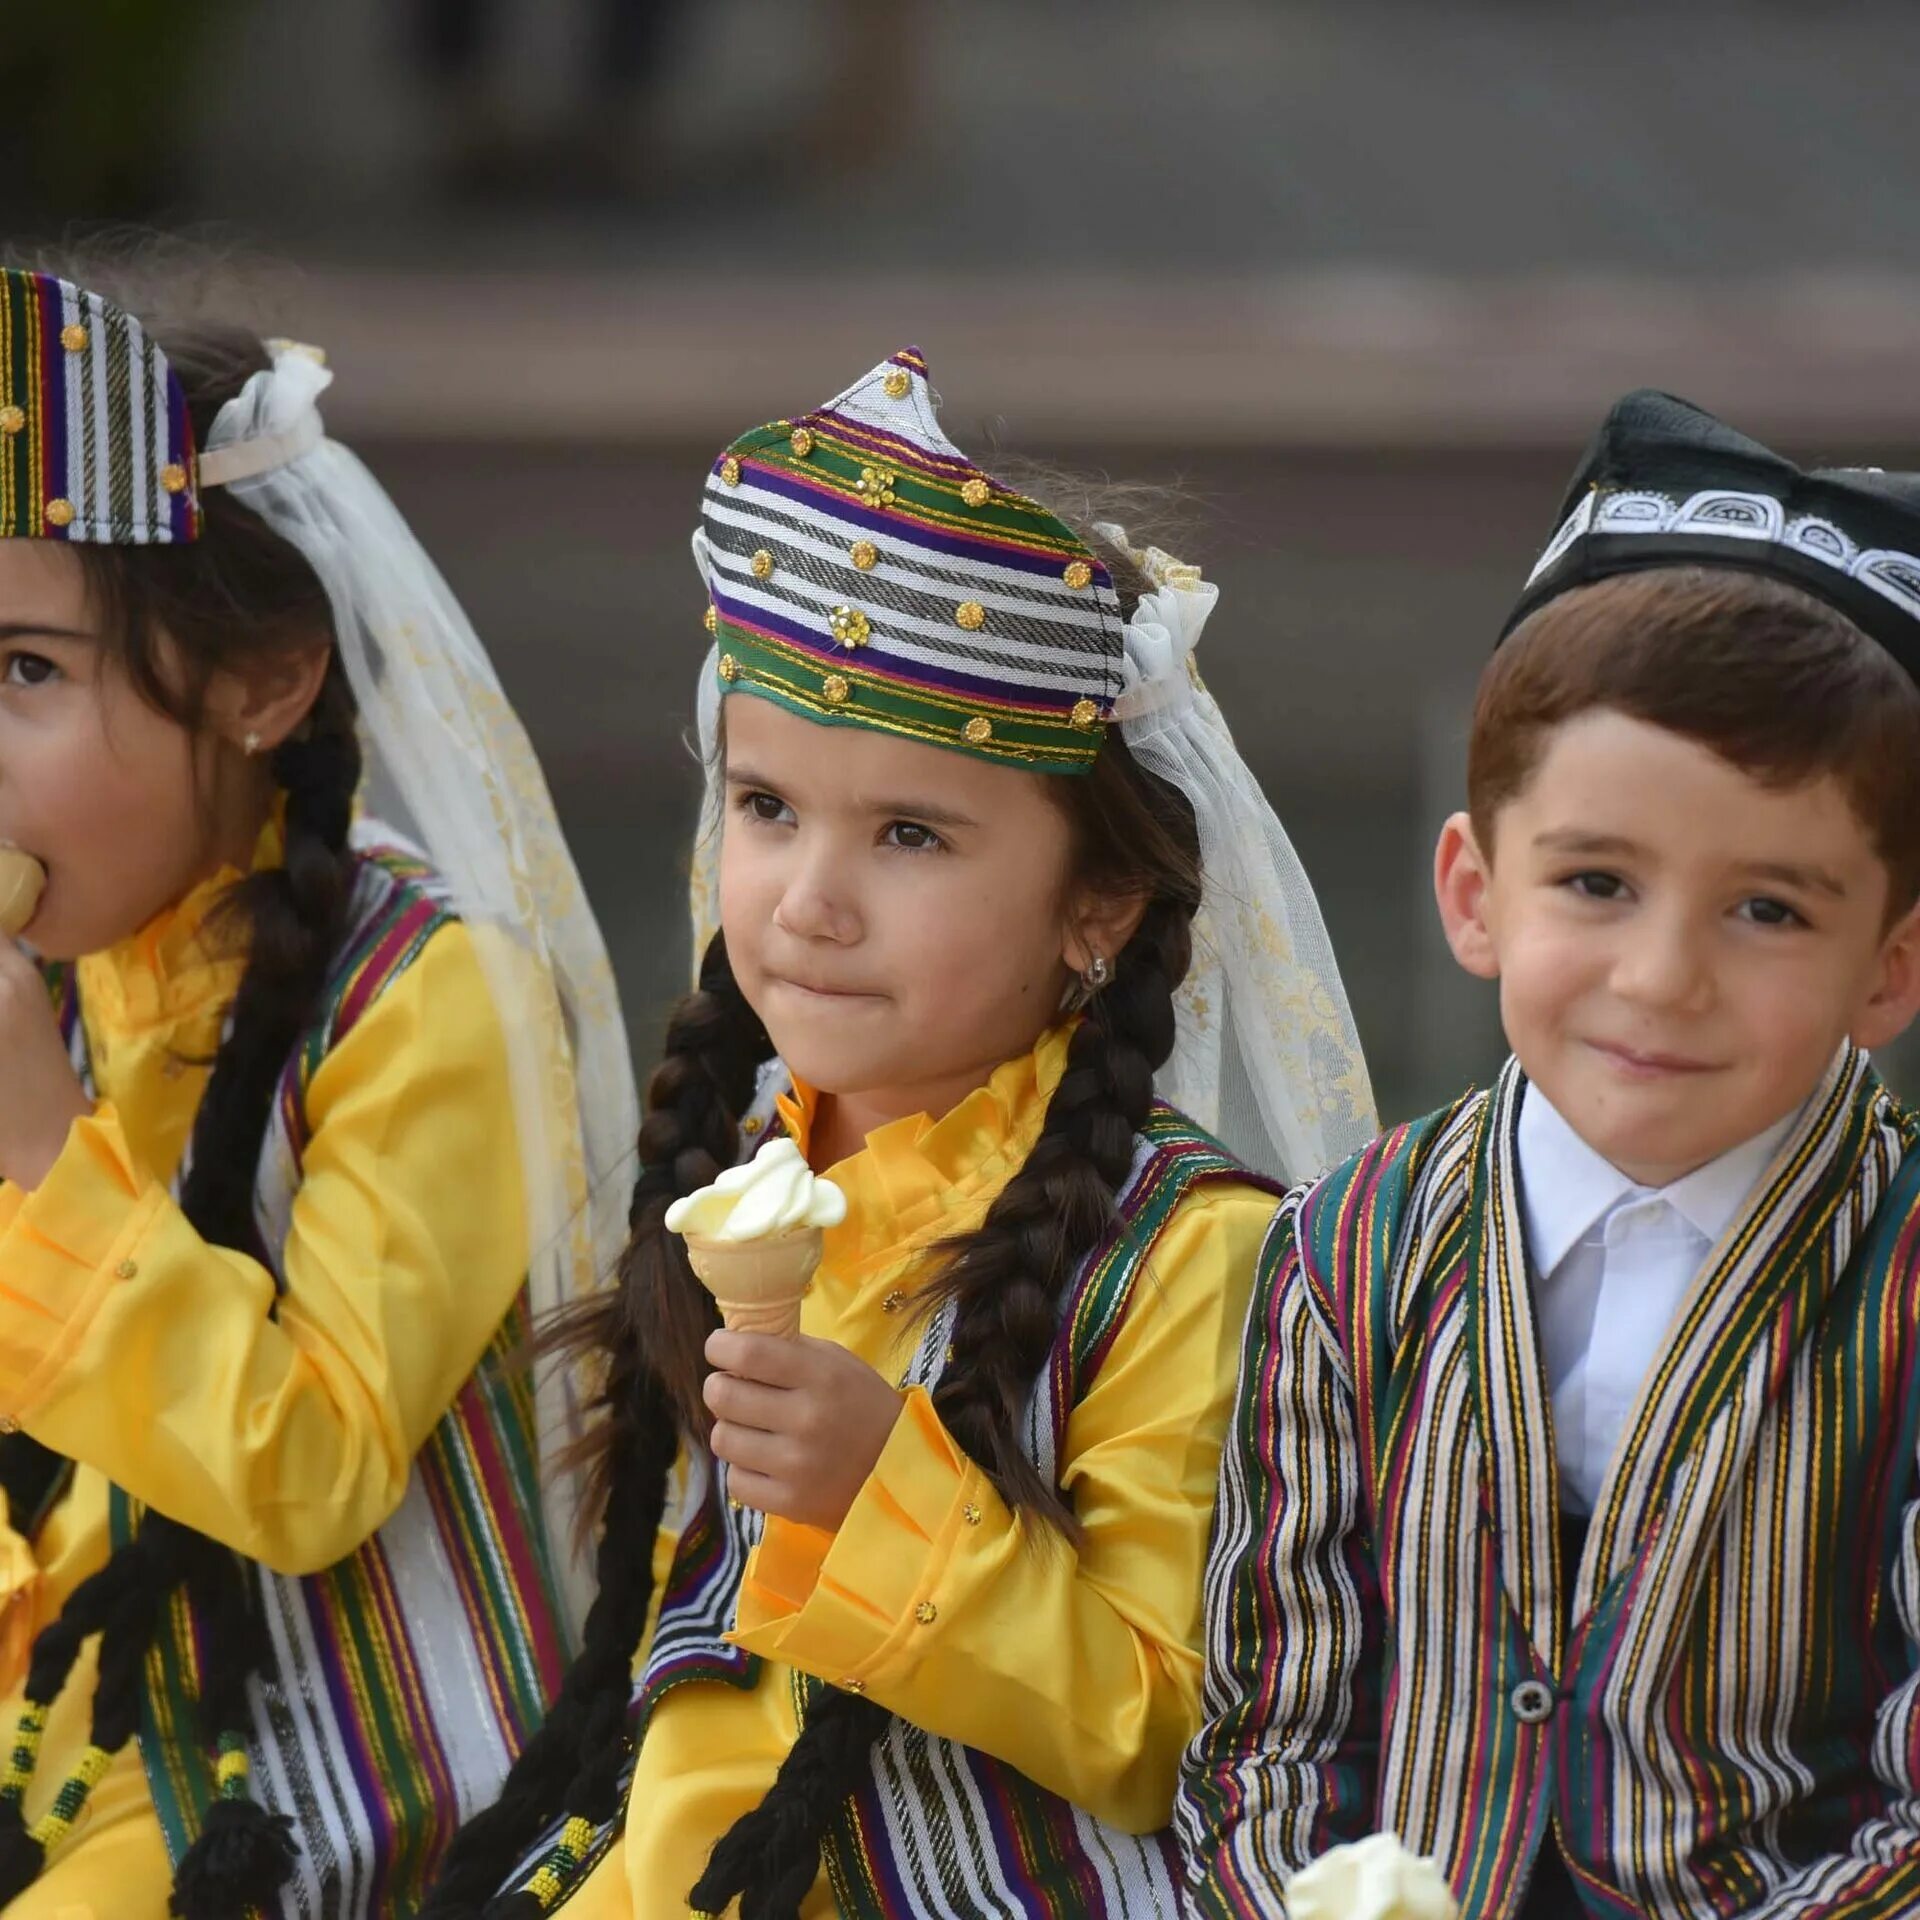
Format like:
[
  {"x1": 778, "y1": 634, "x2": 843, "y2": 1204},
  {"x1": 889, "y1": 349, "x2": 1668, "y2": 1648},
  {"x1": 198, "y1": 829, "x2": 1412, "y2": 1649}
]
[
  {"x1": 1179, "y1": 1047, "x2": 1920, "y2": 1919},
  {"x1": 703, "y1": 346, "x2": 1124, "y2": 771},
  {"x1": 0, "y1": 268, "x2": 200, "y2": 544},
  {"x1": 82, "y1": 840, "x2": 573, "y2": 1919}
]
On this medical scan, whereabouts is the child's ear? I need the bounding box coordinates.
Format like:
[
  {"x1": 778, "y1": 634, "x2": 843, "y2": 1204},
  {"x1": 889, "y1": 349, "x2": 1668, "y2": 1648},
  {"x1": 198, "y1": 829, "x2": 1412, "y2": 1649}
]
[
  {"x1": 203, "y1": 641, "x2": 332, "y2": 758},
  {"x1": 1852, "y1": 891, "x2": 1920, "y2": 1052},
  {"x1": 1062, "y1": 887, "x2": 1150, "y2": 982},
  {"x1": 1434, "y1": 811, "x2": 1501, "y2": 981}
]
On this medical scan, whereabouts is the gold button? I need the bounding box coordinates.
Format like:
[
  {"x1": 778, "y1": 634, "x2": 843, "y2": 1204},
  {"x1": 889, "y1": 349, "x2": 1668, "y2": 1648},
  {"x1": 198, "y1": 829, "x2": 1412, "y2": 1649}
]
[
  {"x1": 914, "y1": 1601, "x2": 938, "y2": 1625},
  {"x1": 855, "y1": 467, "x2": 896, "y2": 510},
  {"x1": 115, "y1": 1259, "x2": 138, "y2": 1280},
  {"x1": 727, "y1": 1496, "x2": 743, "y2": 1511},
  {"x1": 829, "y1": 605, "x2": 871, "y2": 650},
  {"x1": 955, "y1": 601, "x2": 986, "y2": 632},
  {"x1": 703, "y1": 605, "x2": 718, "y2": 634},
  {"x1": 842, "y1": 1677, "x2": 865, "y2": 1694},
  {"x1": 1063, "y1": 560, "x2": 1094, "y2": 590},
  {"x1": 0, "y1": 405, "x2": 23, "y2": 436},
  {"x1": 60, "y1": 323, "x2": 88, "y2": 354},
  {"x1": 45, "y1": 498, "x2": 74, "y2": 528},
  {"x1": 751, "y1": 548, "x2": 774, "y2": 580},
  {"x1": 963, "y1": 717, "x2": 992, "y2": 746},
  {"x1": 789, "y1": 426, "x2": 815, "y2": 458},
  {"x1": 0, "y1": 1418, "x2": 17, "y2": 1436},
  {"x1": 850, "y1": 540, "x2": 878, "y2": 571},
  {"x1": 962, "y1": 1504, "x2": 981, "y2": 1526},
  {"x1": 882, "y1": 367, "x2": 912, "y2": 399},
  {"x1": 1070, "y1": 698, "x2": 1100, "y2": 730},
  {"x1": 882, "y1": 1289, "x2": 905, "y2": 1314},
  {"x1": 160, "y1": 463, "x2": 189, "y2": 495},
  {"x1": 720, "y1": 456, "x2": 742, "y2": 487},
  {"x1": 718, "y1": 653, "x2": 739, "y2": 682},
  {"x1": 961, "y1": 477, "x2": 991, "y2": 509},
  {"x1": 742, "y1": 1114, "x2": 763, "y2": 1136},
  {"x1": 823, "y1": 674, "x2": 851, "y2": 706}
]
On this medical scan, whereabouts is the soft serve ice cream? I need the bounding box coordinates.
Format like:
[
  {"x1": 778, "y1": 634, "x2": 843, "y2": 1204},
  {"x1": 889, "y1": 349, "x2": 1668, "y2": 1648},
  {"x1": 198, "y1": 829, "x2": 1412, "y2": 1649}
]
[
  {"x1": 665, "y1": 1137, "x2": 847, "y2": 1337},
  {"x1": 0, "y1": 846, "x2": 45, "y2": 940},
  {"x1": 1284, "y1": 1835, "x2": 1459, "y2": 1920}
]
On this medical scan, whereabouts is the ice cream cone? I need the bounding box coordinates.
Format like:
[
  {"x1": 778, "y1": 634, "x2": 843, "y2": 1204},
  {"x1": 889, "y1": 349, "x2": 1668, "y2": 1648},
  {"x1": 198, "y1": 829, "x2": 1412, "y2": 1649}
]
[
  {"x1": 683, "y1": 1224, "x2": 824, "y2": 1338},
  {"x1": 0, "y1": 847, "x2": 46, "y2": 939}
]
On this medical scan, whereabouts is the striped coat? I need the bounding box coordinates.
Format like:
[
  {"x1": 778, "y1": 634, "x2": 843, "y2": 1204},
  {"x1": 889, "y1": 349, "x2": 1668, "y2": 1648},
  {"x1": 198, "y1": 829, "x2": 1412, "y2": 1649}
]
[{"x1": 1178, "y1": 1048, "x2": 1920, "y2": 1919}]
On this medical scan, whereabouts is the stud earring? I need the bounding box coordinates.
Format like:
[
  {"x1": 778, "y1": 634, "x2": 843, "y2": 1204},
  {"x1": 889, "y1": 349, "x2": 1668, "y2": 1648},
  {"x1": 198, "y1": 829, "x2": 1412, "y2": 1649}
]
[
  {"x1": 1083, "y1": 953, "x2": 1112, "y2": 992},
  {"x1": 244, "y1": 730, "x2": 263, "y2": 757}
]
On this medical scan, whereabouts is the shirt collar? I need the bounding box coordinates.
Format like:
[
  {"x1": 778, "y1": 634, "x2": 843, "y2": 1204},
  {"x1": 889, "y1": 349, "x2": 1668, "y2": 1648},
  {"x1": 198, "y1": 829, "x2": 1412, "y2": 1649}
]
[{"x1": 1515, "y1": 1077, "x2": 1804, "y2": 1278}]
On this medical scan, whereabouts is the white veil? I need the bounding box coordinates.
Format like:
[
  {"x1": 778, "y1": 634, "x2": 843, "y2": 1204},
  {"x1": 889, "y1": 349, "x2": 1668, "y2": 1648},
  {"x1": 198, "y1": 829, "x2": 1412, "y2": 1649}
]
[{"x1": 202, "y1": 343, "x2": 639, "y2": 1631}]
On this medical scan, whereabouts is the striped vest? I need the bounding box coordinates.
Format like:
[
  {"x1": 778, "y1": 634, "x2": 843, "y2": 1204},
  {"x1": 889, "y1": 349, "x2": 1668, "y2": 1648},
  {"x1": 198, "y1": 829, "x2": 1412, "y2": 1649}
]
[
  {"x1": 1180, "y1": 1046, "x2": 1920, "y2": 1920},
  {"x1": 517, "y1": 1099, "x2": 1272, "y2": 1917},
  {"x1": 49, "y1": 842, "x2": 573, "y2": 1918}
]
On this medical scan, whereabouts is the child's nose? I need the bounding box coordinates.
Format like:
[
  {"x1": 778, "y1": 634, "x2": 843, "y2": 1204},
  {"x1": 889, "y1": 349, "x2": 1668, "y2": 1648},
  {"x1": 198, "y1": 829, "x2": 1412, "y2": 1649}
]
[
  {"x1": 772, "y1": 852, "x2": 859, "y2": 945},
  {"x1": 1610, "y1": 915, "x2": 1712, "y2": 1012}
]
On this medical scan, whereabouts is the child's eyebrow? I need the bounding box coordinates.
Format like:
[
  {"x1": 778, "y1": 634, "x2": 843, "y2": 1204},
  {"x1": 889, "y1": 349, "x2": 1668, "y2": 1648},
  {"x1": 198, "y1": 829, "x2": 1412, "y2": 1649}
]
[
  {"x1": 0, "y1": 621, "x2": 91, "y2": 642},
  {"x1": 724, "y1": 764, "x2": 978, "y2": 830},
  {"x1": 1533, "y1": 829, "x2": 1646, "y2": 859},
  {"x1": 1739, "y1": 860, "x2": 1848, "y2": 899}
]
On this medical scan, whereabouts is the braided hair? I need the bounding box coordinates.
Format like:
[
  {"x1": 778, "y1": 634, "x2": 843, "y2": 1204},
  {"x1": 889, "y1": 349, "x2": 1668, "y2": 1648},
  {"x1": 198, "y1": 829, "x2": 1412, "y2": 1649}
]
[
  {"x1": 0, "y1": 307, "x2": 362, "y2": 1916},
  {"x1": 430, "y1": 488, "x2": 1212, "y2": 1914}
]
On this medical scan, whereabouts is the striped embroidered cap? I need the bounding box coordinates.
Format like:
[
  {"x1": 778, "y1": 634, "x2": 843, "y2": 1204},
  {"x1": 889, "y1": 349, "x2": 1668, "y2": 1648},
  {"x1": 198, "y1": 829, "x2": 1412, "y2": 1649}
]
[
  {"x1": 700, "y1": 346, "x2": 1123, "y2": 771},
  {"x1": 0, "y1": 269, "x2": 200, "y2": 545}
]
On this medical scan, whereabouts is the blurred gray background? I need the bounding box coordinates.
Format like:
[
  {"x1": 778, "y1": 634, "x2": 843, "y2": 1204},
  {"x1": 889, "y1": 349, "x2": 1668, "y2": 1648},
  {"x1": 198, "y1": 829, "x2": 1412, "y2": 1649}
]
[{"x1": 10, "y1": 0, "x2": 1920, "y2": 1126}]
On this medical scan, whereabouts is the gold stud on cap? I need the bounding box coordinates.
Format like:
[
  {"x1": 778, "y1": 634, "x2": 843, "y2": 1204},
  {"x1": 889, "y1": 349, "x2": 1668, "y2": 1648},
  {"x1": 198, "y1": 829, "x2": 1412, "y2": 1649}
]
[
  {"x1": 961, "y1": 477, "x2": 991, "y2": 509},
  {"x1": 59, "y1": 323, "x2": 88, "y2": 354},
  {"x1": 789, "y1": 426, "x2": 815, "y2": 457},
  {"x1": 850, "y1": 540, "x2": 878, "y2": 571},
  {"x1": 44, "y1": 498, "x2": 74, "y2": 528},
  {"x1": 703, "y1": 605, "x2": 718, "y2": 634},
  {"x1": 855, "y1": 466, "x2": 896, "y2": 510},
  {"x1": 718, "y1": 653, "x2": 739, "y2": 681},
  {"x1": 1071, "y1": 698, "x2": 1100, "y2": 730},
  {"x1": 1063, "y1": 560, "x2": 1094, "y2": 590},
  {"x1": 823, "y1": 674, "x2": 851, "y2": 706},
  {"x1": 882, "y1": 367, "x2": 912, "y2": 399},
  {"x1": 829, "y1": 605, "x2": 871, "y2": 650},
  {"x1": 955, "y1": 601, "x2": 986, "y2": 632},
  {"x1": 963, "y1": 717, "x2": 992, "y2": 746},
  {"x1": 160, "y1": 463, "x2": 189, "y2": 495},
  {"x1": 750, "y1": 548, "x2": 774, "y2": 580},
  {"x1": 0, "y1": 405, "x2": 23, "y2": 436},
  {"x1": 720, "y1": 456, "x2": 742, "y2": 487}
]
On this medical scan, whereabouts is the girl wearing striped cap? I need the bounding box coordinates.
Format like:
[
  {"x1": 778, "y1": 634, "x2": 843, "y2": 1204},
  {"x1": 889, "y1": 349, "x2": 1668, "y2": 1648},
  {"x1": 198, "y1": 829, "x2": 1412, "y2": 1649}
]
[
  {"x1": 0, "y1": 266, "x2": 634, "y2": 1917},
  {"x1": 427, "y1": 349, "x2": 1375, "y2": 1918}
]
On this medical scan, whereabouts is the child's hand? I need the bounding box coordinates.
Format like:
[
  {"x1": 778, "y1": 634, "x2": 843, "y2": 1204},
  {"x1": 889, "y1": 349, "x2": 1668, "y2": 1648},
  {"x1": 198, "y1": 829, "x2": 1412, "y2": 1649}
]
[
  {"x1": 0, "y1": 940, "x2": 90, "y2": 1191},
  {"x1": 703, "y1": 1330, "x2": 906, "y2": 1532}
]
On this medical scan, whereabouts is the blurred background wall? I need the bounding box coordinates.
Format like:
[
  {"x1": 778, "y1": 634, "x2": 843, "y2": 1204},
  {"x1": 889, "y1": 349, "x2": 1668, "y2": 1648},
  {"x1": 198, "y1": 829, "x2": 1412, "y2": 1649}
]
[{"x1": 7, "y1": 0, "x2": 1920, "y2": 1128}]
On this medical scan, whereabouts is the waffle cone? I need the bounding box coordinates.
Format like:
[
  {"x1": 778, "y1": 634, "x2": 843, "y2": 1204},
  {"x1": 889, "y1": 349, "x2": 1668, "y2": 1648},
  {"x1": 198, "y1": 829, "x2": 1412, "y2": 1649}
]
[
  {"x1": 682, "y1": 1225, "x2": 824, "y2": 1338},
  {"x1": 0, "y1": 849, "x2": 45, "y2": 940}
]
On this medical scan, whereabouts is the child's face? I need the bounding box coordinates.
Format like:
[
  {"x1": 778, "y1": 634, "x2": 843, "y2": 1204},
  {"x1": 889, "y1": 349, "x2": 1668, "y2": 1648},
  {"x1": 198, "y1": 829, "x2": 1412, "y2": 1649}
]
[
  {"x1": 0, "y1": 543, "x2": 243, "y2": 960},
  {"x1": 719, "y1": 695, "x2": 1122, "y2": 1127},
  {"x1": 1435, "y1": 709, "x2": 1920, "y2": 1186}
]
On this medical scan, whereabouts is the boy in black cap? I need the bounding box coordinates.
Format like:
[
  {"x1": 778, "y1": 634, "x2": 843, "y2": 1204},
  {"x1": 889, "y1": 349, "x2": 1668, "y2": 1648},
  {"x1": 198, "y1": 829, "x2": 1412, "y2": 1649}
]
[{"x1": 1178, "y1": 393, "x2": 1920, "y2": 1918}]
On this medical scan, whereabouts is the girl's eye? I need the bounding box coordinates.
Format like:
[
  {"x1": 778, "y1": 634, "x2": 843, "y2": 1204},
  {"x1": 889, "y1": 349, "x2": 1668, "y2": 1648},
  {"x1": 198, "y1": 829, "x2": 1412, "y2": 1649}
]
[
  {"x1": 2, "y1": 652, "x2": 58, "y2": 689},
  {"x1": 1738, "y1": 896, "x2": 1806, "y2": 929},
  {"x1": 883, "y1": 820, "x2": 945, "y2": 853},
  {"x1": 1563, "y1": 870, "x2": 1626, "y2": 901},
  {"x1": 738, "y1": 790, "x2": 792, "y2": 825}
]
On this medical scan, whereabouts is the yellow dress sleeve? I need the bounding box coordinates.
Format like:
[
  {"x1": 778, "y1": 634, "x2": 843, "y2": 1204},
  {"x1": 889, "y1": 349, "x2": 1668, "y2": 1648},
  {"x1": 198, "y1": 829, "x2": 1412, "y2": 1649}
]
[
  {"x1": 0, "y1": 921, "x2": 527, "y2": 1577},
  {"x1": 730, "y1": 1178, "x2": 1278, "y2": 1835}
]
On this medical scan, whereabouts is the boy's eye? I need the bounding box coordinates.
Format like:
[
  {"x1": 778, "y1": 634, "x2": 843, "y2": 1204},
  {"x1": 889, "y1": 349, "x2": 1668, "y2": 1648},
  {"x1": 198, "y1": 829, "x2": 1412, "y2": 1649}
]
[
  {"x1": 1563, "y1": 870, "x2": 1626, "y2": 901},
  {"x1": 1, "y1": 652, "x2": 59, "y2": 688},
  {"x1": 882, "y1": 820, "x2": 944, "y2": 853},
  {"x1": 1738, "y1": 896, "x2": 1806, "y2": 929}
]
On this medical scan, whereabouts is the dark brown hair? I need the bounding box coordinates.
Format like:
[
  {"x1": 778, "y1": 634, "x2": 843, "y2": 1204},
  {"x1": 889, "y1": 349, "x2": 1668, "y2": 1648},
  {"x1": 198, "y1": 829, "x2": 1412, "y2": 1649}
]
[
  {"x1": 425, "y1": 501, "x2": 1210, "y2": 1918},
  {"x1": 0, "y1": 288, "x2": 360, "y2": 1916},
  {"x1": 1470, "y1": 566, "x2": 1920, "y2": 911}
]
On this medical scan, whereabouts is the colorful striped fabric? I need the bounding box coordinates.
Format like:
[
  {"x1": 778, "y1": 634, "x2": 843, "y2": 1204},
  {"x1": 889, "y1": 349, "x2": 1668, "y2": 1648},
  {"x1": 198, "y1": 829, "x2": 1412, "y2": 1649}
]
[
  {"x1": 703, "y1": 347, "x2": 1125, "y2": 771},
  {"x1": 1179, "y1": 1047, "x2": 1920, "y2": 1919},
  {"x1": 0, "y1": 268, "x2": 200, "y2": 545},
  {"x1": 71, "y1": 839, "x2": 575, "y2": 1919},
  {"x1": 501, "y1": 1102, "x2": 1276, "y2": 1915}
]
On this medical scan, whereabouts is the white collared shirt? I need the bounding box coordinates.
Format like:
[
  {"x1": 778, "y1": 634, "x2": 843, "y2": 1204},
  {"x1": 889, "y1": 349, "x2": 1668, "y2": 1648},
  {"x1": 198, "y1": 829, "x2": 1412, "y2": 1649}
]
[{"x1": 1515, "y1": 1085, "x2": 1801, "y2": 1515}]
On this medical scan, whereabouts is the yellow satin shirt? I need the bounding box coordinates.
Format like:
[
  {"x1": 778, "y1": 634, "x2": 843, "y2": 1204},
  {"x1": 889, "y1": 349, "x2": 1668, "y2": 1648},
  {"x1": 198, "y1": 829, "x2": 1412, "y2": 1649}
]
[
  {"x1": 0, "y1": 845, "x2": 527, "y2": 1917},
  {"x1": 577, "y1": 1026, "x2": 1276, "y2": 1918}
]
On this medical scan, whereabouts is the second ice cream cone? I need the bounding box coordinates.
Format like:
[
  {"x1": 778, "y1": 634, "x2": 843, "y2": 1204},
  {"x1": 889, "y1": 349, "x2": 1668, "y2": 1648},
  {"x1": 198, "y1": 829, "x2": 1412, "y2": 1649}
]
[
  {"x1": 683, "y1": 1226, "x2": 824, "y2": 1338},
  {"x1": 0, "y1": 847, "x2": 46, "y2": 940}
]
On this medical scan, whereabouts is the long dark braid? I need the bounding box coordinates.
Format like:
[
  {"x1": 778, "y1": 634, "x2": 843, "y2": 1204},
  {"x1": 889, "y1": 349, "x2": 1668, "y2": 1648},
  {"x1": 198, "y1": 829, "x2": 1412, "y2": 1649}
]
[
  {"x1": 422, "y1": 934, "x2": 768, "y2": 1917},
  {"x1": 687, "y1": 884, "x2": 1195, "y2": 1918},
  {"x1": 0, "y1": 295, "x2": 375, "y2": 1911}
]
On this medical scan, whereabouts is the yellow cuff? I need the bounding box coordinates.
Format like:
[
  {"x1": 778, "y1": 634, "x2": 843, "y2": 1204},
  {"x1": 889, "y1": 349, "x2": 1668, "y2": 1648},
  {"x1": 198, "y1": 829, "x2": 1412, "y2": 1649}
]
[
  {"x1": 0, "y1": 1105, "x2": 164, "y2": 1417},
  {"x1": 730, "y1": 1386, "x2": 986, "y2": 1689}
]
